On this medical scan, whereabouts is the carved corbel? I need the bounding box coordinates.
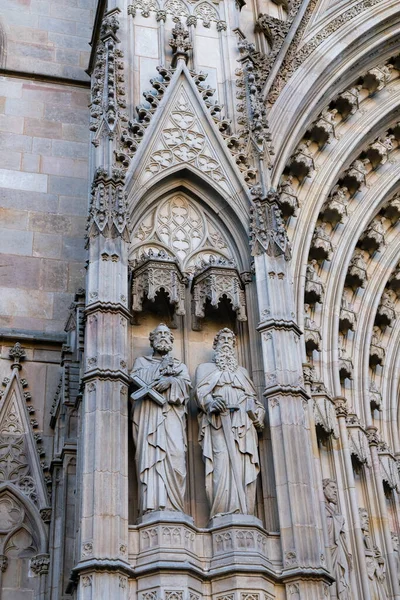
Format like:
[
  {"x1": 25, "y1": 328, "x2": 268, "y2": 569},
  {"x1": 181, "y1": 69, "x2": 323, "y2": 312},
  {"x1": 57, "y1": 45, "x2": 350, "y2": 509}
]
[
  {"x1": 338, "y1": 347, "x2": 353, "y2": 382},
  {"x1": 333, "y1": 86, "x2": 361, "y2": 119},
  {"x1": 308, "y1": 108, "x2": 337, "y2": 148},
  {"x1": 370, "y1": 327, "x2": 385, "y2": 367},
  {"x1": 320, "y1": 185, "x2": 349, "y2": 225},
  {"x1": 346, "y1": 415, "x2": 371, "y2": 467},
  {"x1": 345, "y1": 250, "x2": 368, "y2": 290},
  {"x1": 304, "y1": 304, "x2": 321, "y2": 355},
  {"x1": 376, "y1": 289, "x2": 397, "y2": 327},
  {"x1": 309, "y1": 224, "x2": 333, "y2": 262},
  {"x1": 278, "y1": 176, "x2": 299, "y2": 219},
  {"x1": 191, "y1": 264, "x2": 247, "y2": 330},
  {"x1": 304, "y1": 259, "x2": 324, "y2": 305},
  {"x1": 359, "y1": 217, "x2": 386, "y2": 255},
  {"x1": 339, "y1": 293, "x2": 356, "y2": 333},
  {"x1": 383, "y1": 193, "x2": 400, "y2": 224},
  {"x1": 287, "y1": 141, "x2": 314, "y2": 182},
  {"x1": 362, "y1": 64, "x2": 393, "y2": 94},
  {"x1": 340, "y1": 159, "x2": 368, "y2": 196},
  {"x1": 131, "y1": 254, "x2": 187, "y2": 318},
  {"x1": 31, "y1": 553, "x2": 50, "y2": 576},
  {"x1": 366, "y1": 135, "x2": 395, "y2": 169}
]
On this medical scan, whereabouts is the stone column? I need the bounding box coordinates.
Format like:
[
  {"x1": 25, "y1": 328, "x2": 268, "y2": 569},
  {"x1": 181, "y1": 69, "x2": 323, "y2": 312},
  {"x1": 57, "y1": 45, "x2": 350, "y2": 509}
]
[
  {"x1": 367, "y1": 426, "x2": 400, "y2": 599},
  {"x1": 73, "y1": 9, "x2": 132, "y2": 597},
  {"x1": 251, "y1": 193, "x2": 331, "y2": 598},
  {"x1": 74, "y1": 170, "x2": 131, "y2": 599},
  {"x1": 334, "y1": 397, "x2": 371, "y2": 599}
]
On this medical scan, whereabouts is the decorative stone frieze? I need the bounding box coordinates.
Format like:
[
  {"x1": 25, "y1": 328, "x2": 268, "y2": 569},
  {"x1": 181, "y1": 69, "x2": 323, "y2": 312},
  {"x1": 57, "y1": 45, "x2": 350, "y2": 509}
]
[
  {"x1": 309, "y1": 224, "x2": 333, "y2": 262},
  {"x1": 346, "y1": 415, "x2": 370, "y2": 466},
  {"x1": 249, "y1": 192, "x2": 291, "y2": 259},
  {"x1": 345, "y1": 250, "x2": 368, "y2": 290},
  {"x1": 375, "y1": 289, "x2": 397, "y2": 327},
  {"x1": 131, "y1": 255, "x2": 187, "y2": 316},
  {"x1": 287, "y1": 141, "x2": 314, "y2": 182},
  {"x1": 320, "y1": 185, "x2": 349, "y2": 225},
  {"x1": 370, "y1": 326, "x2": 385, "y2": 367},
  {"x1": 359, "y1": 217, "x2": 386, "y2": 255},
  {"x1": 192, "y1": 264, "x2": 247, "y2": 325},
  {"x1": 304, "y1": 259, "x2": 324, "y2": 304}
]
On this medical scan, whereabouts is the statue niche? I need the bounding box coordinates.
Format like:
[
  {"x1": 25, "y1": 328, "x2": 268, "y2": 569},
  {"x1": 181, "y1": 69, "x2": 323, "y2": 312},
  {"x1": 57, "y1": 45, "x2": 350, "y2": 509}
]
[
  {"x1": 129, "y1": 193, "x2": 247, "y2": 327},
  {"x1": 130, "y1": 323, "x2": 191, "y2": 516},
  {"x1": 195, "y1": 328, "x2": 265, "y2": 521}
]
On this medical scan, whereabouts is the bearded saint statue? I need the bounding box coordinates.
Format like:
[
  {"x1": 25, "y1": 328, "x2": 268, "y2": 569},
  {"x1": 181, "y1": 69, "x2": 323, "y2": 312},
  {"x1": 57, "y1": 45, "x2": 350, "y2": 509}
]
[
  {"x1": 195, "y1": 328, "x2": 265, "y2": 519},
  {"x1": 323, "y1": 478, "x2": 352, "y2": 599},
  {"x1": 130, "y1": 324, "x2": 191, "y2": 515}
]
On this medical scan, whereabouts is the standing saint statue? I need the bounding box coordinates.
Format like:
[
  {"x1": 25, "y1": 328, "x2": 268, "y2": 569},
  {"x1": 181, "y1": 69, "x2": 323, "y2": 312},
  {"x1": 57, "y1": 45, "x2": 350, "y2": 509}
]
[
  {"x1": 323, "y1": 478, "x2": 352, "y2": 599},
  {"x1": 359, "y1": 508, "x2": 388, "y2": 600},
  {"x1": 195, "y1": 328, "x2": 265, "y2": 519},
  {"x1": 130, "y1": 324, "x2": 191, "y2": 515}
]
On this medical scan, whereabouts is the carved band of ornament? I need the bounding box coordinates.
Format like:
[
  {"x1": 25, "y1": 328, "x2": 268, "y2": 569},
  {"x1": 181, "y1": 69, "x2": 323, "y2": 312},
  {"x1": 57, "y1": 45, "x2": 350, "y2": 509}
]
[
  {"x1": 268, "y1": 0, "x2": 386, "y2": 103},
  {"x1": 131, "y1": 259, "x2": 187, "y2": 316},
  {"x1": 192, "y1": 266, "x2": 247, "y2": 322},
  {"x1": 86, "y1": 169, "x2": 130, "y2": 242}
]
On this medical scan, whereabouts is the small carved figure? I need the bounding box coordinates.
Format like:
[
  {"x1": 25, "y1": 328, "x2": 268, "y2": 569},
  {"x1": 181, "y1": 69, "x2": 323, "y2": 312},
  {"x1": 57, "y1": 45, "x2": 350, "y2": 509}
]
[
  {"x1": 130, "y1": 324, "x2": 191, "y2": 515},
  {"x1": 391, "y1": 532, "x2": 400, "y2": 586},
  {"x1": 195, "y1": 328, "x2": 265, "y2": 519},
  {"x1": 359, "y1": 508, "x2": 387, "y2": 600},
  {"x1": 323, "y1": 479, "x2": 352, "y2": 599}
]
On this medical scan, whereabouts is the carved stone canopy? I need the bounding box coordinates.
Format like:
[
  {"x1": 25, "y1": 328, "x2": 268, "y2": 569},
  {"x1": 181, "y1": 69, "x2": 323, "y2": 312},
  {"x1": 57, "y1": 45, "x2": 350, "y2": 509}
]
[
  {"x1": 345, "y1": 250, "x2": 368, "y2": 290},
  {"x1": 333, "y1": 86, "x2": 360, "y2": 119},
  {"x1": 378, "y1": 445, "x2": 400, "y2": 492},
  {"x1": 340, "y1": 159, "x2": 368, "y2": 196},
  {"x1": 320, "y1": 185, "x2": 349, "y2": 226},
  {"x1": 359, "y1": 218, "x2": 386, "y2": 255},
  {"x1": 375, "y1": 290, "x2": 397, "y2": 327},
  {"x1": 313, "y1": 389, "x2": 339, "y2": 440},
  {"x1": 369, "y1": 381, "x2": 382, "y2": 412},
  {"x1": 191, "y1": 264, "x2": 247, "y2": 326},
  {"x1": 346, "y1": 416, "x2": 371, "y2": 467},
  {"x1": 131, "y1": 254, "x2": 187, "y2": 316}
]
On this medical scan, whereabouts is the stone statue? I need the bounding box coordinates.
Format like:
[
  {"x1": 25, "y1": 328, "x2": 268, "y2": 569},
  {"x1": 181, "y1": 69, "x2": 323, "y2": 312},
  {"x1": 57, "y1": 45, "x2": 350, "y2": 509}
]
[
  {"x1": 195, "y1": 328, "x2": 265, "y2": 519},
  {"x1": 359, "y1": 508, "x2": 387, "y2": 600},
  {"x1": 391, "y1": 532, "x2": 400, "y2": 586},
  {"x1": 130, "y1": 324, "x2": 191, "y2": 515},
  {"x1": 323, "y1": 479, "x2": 352, "y2": 599}
]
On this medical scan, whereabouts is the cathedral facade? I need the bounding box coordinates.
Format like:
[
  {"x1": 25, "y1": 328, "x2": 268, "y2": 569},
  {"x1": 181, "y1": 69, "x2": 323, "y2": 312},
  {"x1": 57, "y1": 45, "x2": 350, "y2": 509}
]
[{"x1": 0, "y1": 0, "x2": 400, "y2": 598}]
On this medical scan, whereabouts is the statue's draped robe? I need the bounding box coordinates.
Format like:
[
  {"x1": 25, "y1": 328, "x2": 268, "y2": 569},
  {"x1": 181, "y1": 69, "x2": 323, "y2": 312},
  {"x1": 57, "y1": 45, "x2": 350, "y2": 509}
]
[
  {"x1": 195, "y1": 362, "x2": 265, "y2": 518},
  {"x1": 325, "y1": 502, "x2": 352, "y2": 599},
  {"x1": 131, "y1": 355, "x2": 191, "y2": 514},
  {"x1": 363, "y1": 533, "x2": 387, "y2": 600}
]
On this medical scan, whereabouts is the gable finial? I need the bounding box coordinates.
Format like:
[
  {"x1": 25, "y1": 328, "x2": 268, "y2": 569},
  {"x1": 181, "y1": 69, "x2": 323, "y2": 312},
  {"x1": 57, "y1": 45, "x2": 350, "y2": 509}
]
[
  {"x1": 8, "y1": 342, "x2": 26, "y2": 370},
  {"x1": 169, "y1": 21, "x2": 192, "y2": 67}
]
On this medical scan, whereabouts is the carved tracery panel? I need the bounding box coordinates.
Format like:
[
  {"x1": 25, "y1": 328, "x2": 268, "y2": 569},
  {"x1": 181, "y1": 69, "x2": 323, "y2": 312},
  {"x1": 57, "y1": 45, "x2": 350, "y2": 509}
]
[{"x1": 131, "y1": 194, "x2": 234, "y2": 273}]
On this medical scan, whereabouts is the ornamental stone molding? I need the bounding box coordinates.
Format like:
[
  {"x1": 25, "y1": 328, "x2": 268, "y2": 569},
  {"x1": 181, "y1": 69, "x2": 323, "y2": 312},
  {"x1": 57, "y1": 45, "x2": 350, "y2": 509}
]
[
  {"x1": 249, "y1": 192, "x2": 291, "y2": 259},
  {"x1": 346, "y1": 415, "x2": 371, "y2": 467},
  {"x1": 345, "y1": 250, "x2": 368, "y2": 290},
  {"x1": 304, "y1": 259, "x2": 324, "y2": 305},
  {"x1": 192, "y1": 264, "x2": 247, "y2": 325},
  {"x1": 131, "y1": 254, "x2": 187, "y2": 316},
  {"x1": 320, "y1": 185, "x2": 349, "y2": 225}
]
